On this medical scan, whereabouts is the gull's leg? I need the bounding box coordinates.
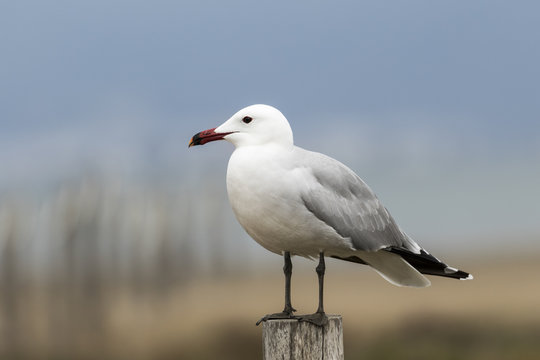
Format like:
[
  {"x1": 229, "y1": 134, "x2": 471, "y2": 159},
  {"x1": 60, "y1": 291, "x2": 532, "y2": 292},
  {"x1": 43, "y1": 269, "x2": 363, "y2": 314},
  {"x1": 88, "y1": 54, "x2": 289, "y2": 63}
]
[
  {"x1": 316, "y1": 252, "x2": 325, "y2": 314},
  {"x1": 298, "y1": 252, "x2": 329, "y2": 327},
  {"x1": 256, "y1": 251, "x2": 298, "y2": 325},
  {"x1": 282, "y1": 251, "x2": 296, "y2": 314}
]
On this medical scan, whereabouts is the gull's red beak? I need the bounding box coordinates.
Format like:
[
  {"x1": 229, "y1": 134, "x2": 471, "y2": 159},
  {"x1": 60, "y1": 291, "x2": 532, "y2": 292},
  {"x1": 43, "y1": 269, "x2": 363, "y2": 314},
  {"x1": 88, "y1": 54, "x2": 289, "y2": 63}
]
[{"x1": 188, "y1": 128, "x2": 233, "y2": 147}]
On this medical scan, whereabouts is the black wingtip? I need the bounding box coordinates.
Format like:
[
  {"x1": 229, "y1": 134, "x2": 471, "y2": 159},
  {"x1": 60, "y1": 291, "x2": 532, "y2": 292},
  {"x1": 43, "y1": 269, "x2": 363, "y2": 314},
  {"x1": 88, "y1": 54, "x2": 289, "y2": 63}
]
[{"x1": 385, "y1": 247, "x2": 472, "y2": 280}]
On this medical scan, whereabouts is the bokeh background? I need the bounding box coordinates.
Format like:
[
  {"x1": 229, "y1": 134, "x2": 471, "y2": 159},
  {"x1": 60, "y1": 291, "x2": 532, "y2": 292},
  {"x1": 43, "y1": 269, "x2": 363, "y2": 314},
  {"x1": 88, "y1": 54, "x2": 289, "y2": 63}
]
[{"x1": 1, "y1": 1, "x2": 539, "y2": 359}]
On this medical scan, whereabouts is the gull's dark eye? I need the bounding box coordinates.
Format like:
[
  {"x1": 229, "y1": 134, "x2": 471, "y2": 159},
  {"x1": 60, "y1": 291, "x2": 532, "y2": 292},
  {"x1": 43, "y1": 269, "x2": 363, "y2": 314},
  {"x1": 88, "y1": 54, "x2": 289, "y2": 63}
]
[{"x1": 242, "y1": 116, "x2": 253, "y2": 124}]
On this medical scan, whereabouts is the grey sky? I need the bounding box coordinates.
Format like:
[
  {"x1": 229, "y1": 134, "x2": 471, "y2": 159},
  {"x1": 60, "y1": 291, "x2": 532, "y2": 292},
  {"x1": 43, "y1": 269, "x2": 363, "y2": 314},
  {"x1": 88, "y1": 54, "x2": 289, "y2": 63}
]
[{"x1": 2, "y1": 1, "x2": 539, "y2": 128}]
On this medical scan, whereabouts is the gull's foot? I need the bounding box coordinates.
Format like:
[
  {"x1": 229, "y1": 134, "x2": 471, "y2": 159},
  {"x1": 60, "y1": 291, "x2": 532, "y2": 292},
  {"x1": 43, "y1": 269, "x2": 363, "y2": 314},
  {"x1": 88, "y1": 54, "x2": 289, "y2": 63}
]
[
  {"x1": 256, "y1": 310, "x2": 297, "y2": 326},
  {"x1": 298, "y1": 312, "x2": 328, "y2": 327}
]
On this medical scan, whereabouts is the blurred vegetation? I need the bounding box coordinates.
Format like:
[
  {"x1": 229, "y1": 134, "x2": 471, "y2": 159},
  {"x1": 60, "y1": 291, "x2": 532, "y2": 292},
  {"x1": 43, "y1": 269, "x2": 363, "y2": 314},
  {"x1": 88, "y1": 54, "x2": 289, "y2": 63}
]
[
  {"x1": 350, "y1": 319, "x2": 540, "y2": 360},
  {"x1": 0, "y1": 177, "x2": 538, "y2": 359}
]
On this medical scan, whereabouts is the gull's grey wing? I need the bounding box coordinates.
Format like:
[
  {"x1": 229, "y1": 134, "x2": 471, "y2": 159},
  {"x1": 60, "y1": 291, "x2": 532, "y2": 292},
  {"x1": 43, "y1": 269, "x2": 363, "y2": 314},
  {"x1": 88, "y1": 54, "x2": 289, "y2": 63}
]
[{"x1": 296, "y1": 148, "x2": 419, "y2": 252}]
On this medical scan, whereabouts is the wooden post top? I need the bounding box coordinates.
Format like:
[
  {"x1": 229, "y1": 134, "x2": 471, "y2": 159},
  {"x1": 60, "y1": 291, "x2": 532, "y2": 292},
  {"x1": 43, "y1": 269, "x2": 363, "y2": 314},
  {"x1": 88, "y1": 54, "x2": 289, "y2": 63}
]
[{"x1": 262, "y1": 315, "x2": 344, "y2": 360}]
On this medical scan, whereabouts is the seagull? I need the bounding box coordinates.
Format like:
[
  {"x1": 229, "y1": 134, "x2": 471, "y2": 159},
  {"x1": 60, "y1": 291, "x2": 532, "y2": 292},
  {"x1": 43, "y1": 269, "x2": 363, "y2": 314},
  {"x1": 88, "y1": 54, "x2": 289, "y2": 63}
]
[{"x1": 189, "y1": 104, "x2": 472, "y2": 326}]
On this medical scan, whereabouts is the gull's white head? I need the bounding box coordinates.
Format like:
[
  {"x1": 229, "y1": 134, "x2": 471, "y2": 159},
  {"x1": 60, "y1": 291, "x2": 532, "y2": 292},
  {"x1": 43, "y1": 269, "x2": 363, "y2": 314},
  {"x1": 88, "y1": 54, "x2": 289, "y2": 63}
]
[{"x1": 189, "y1": 104, "x2": 293, "y2": 148}]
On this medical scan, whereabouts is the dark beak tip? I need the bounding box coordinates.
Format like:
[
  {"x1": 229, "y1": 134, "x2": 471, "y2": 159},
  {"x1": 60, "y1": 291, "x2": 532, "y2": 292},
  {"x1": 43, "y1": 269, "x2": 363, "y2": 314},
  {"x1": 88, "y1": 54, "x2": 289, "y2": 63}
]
[{"x1": 188, "y1": 132, "x2": 202, "y2": 148}]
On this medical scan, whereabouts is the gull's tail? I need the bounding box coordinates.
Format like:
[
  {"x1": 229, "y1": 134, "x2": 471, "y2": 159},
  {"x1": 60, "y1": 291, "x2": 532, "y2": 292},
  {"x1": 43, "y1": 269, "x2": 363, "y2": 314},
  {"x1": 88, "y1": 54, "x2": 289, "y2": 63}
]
[
  {"x1": 358, "y1": 250, "x2": 432, "y2": 287},
  {"x1": 332, "y1": 247, "x2": 472, "y2": 287}
]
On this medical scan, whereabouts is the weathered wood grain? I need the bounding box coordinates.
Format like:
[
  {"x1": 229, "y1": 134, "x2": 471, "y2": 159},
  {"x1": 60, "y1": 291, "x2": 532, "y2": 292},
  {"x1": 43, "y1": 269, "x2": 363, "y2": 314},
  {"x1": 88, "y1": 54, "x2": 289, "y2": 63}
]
[{"x1": 262, "y1": 315, "x2": 344, "y2": 360}]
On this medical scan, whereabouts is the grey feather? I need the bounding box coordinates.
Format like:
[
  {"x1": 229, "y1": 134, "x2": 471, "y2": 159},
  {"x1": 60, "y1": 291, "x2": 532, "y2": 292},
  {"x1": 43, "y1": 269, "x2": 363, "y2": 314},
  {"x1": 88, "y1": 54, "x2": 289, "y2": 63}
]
[{"x1": 296, "y1": 148, "x2": 415, "y2": 252}]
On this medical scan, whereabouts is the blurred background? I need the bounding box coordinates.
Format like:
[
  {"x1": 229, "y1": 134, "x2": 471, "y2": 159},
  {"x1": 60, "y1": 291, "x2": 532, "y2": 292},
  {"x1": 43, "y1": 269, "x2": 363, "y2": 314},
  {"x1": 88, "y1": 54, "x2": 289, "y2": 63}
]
[{"x1": 1, "y1": 1, "x2": 539, "y2": 359}]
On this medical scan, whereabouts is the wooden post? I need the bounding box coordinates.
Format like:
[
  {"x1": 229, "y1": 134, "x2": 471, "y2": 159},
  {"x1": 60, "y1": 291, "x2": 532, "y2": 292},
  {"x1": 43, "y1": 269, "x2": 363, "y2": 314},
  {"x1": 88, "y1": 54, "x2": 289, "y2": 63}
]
[{"x1": 262, "y1": 315, "x2": 344, "y2": 360}]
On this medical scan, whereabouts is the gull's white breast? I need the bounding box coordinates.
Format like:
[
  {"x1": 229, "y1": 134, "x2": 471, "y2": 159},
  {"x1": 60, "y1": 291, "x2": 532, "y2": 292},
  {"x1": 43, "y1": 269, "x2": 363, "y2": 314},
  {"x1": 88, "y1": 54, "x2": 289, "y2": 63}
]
[{"x1": 226, "y1": 145, "x2": 354, "y2": 257}]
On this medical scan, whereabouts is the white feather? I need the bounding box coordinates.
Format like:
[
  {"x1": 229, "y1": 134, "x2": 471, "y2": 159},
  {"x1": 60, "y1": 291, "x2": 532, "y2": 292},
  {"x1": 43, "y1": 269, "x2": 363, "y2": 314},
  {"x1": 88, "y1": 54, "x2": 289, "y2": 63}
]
[{"x1": 357, "y1": 251, "x2": 431, "y2": 288}]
